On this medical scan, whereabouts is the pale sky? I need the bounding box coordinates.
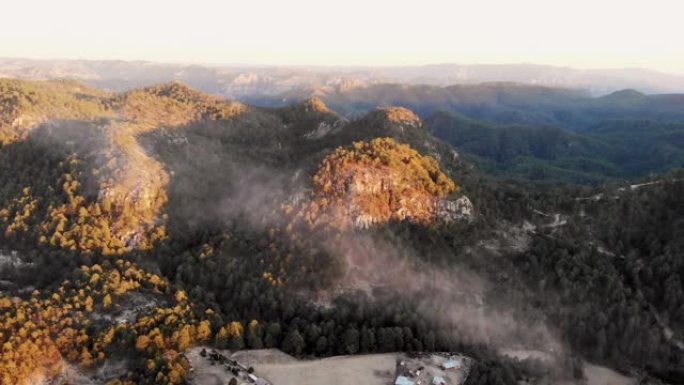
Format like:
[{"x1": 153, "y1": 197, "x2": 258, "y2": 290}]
[{"x1": 1, "y1": 0, "x2": 683, "y2": 74}]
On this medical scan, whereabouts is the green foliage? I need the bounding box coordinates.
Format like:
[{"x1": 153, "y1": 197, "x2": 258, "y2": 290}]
[
  {"x1": 282, "y1": 328, "x2": 305, "y2": 356},
  {"x1": 0, "y1": 79, "x2": 110, "y2": 144},
  {"x1": 427, "y1": 111, "x2": 684, "y2": 185}
]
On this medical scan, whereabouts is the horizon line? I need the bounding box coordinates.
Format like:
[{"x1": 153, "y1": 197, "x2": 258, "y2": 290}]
[{"x1": 1, "y1": 55, "x2": 682, "y2": 77}]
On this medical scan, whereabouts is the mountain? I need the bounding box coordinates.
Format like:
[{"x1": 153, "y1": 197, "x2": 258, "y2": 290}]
[
  {"x1": 2, "y1": 58, "x2": 684, "y2": 97},
  {"x1": 0, "y1": 79, "x2": 683, "y2": 385},
  {"x1": 264, "y1": 83, "x2": 684, "y2": 185},
  {"x1": 256, "y1": 82, "x2": 684, "y2": 129},
  {"x1": 378, "y1": 63, "x2": 684, "y2": 95}
]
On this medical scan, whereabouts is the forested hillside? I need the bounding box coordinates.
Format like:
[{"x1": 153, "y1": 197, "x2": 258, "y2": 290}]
[
  {"x1": 426, "y1": 111, "x2": 684, "y2": 184},
  {"x1": 249, "y1": 83, "x2": 684, "y2": 185},
  {"x1": 251, "y1": 82, "x2": 684, "y2": 128},
  {"x1": 0, "y1": 79, "x2": 682, "y2": 385}
]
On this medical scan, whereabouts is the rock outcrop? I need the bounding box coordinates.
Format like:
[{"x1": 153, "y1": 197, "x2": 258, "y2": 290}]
[
  {"x1": 437, "y1": 196, "x2": 474, "y2": 223},
  {"x1": 294, "y1": 137, "x2": 459, "y2": 230}
]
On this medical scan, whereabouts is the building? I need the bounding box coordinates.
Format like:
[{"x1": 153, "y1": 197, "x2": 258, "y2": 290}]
[
  {"x1": 432, "y1": 375, "x2": 447, "y2": 385},
  {"x1": 440, "y1": 358, "x2": 463, "y2": 370},
  {"x1": 247, "y1": 373, "x2": 271, "y2": 385},
  {"x1": 395, "y1": 375, "x2": 415, "y2": 385}
]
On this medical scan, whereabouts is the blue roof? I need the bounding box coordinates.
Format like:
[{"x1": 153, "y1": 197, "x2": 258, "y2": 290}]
[{"x1": 395, "y1": 376, "x2": 415, "y2": 385}]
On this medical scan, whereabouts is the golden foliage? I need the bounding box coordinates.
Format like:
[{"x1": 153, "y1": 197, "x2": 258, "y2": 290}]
[
  {"x1": 0, "y1": 260, "x2": 168, "y2": 385},
  {"x1": 196, "y1": 320, "x2": 212, "y2": 342},
  {"x1": 0, "y1": 80, "x2": 249, "y2": 255},
  {"x1": 1, "y1": 187, "x2": 37, "y2": 236},
  {"x1": 174, "y1": 290, "x2": 188, "y2": 303},
  {"x1": 296, "y1": 137, "x2": 456, "y2": 229},
  {"x1": 0, "y1": 79, "x2": 111, "y2": 145},
  {"x1": 0, "y1": 149, "x2": 167, "y2": 255},
  {"x1": 302, "y1": 97, "x2": 331, "y2": 113},
  {"x1": 40, "y1": 166, "x2": 167, "y2": 255},
  {"x1": 113, "y1": 81, "x2": 247, "y2": 128},
  {"x1": 379, "y1": 106, "x2": 421, "y2": 124}
]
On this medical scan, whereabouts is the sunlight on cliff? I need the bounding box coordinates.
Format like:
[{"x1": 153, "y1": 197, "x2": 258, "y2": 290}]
[{"x1": 292, "y1": 137, "x2": 457, "y2": 230}]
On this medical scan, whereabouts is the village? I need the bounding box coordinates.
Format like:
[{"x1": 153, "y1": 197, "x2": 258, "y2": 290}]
[
  {"x1": 393, "y1": 353, "x2": 470, "y2": 385},
  {"x1": 185, "y1": 347, "x2": 471, "y2": 385}
]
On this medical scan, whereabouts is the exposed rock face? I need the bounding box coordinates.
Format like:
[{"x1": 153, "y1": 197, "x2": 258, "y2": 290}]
[
  {"x1": 437, "y1": 196, "x2": 474, "y2": 223},
  {"x1": 326, "y1": 78, "x2": 366, "y2": 92},
  {"x1": 86, "y1": 84, "x2": 249, "y2": 250},
  {"x1": 342, "y1": 165, "x2": 437, "y2": 229},
  {"x1": 303, "y1": 121, "x2": 342, "y2": 140},
  {"x1": 296, "y1": 137, "x2": 459, "y2": 230}
]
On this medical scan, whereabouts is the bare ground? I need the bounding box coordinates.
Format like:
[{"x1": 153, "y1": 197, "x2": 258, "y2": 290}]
[
  {"x1": 248, "y1": 353, "x2": 398, "y2": 385},
  {"x1": 187, "y1": 348, "x2": 469, "y2": 385},
  {"x1": 583, "y1": 363, "x2": 635, "y2": 385},
  {"x1": 186, "y1": 348, "x2": 396, "y2": 385}
]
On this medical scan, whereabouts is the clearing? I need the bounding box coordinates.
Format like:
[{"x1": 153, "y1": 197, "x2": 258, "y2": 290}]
[{"x1": 186, "y1": 348, "x2": 470, "y2": 385}]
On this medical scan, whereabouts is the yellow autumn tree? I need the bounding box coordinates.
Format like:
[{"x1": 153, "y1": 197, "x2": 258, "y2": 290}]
[
  {"x1": 103, "y1": 294, "x2": 112, "y2": 308},
  {"x1": 196, "y1": 320, "x2": 212, "y2": 342}
]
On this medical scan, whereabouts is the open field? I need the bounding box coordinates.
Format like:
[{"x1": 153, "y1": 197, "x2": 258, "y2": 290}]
[{"x1": 187, "y1": 348, "x2": 469, "y2": 385}]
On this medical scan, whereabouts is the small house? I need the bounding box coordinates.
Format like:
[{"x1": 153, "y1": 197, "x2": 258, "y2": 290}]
[
  {"x1": 395, "y1": 375, "x2": 415, "y2": 385},
  {"x1": 432, "y1": 375, "x2": 447, "y2": 385},
  {"x1": 440, "y1": 358, "x2": 462, "y2": 370}
]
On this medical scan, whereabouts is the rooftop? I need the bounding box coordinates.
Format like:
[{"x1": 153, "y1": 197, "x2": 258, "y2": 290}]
[
  {"x1": 395, "y1": 375, "x2": 415, "y2": 385},
  {"x1": 441, "y1": 358, "x2": 463, "y2": 369}
]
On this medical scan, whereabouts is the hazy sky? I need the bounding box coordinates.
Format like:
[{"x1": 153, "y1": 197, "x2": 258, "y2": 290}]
[{"x1": 2, "y1": 0, "x2": 683, "y2": 74}]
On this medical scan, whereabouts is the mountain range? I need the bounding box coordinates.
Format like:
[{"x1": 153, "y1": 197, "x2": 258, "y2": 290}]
[{"x1": 2, "y1": 57, "x2": 684, "y2": 97}]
